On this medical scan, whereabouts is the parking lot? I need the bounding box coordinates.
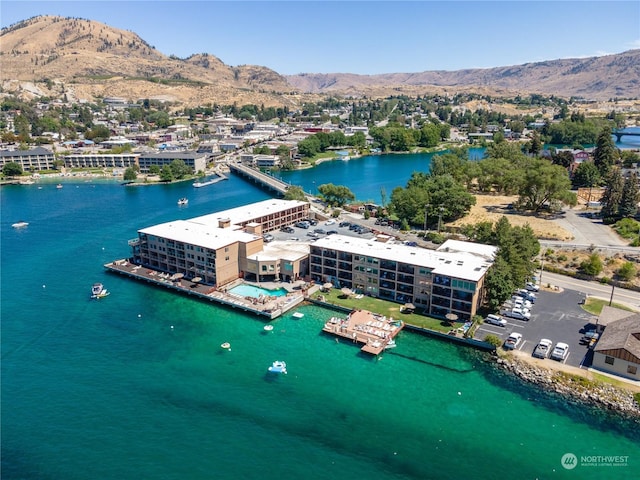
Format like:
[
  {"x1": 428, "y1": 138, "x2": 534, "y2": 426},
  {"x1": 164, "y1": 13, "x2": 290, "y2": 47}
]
[
  {"x1": 267, "y1": 217, "x2": 377, "y2": 243},
  {"x1": 475, "y1": 288, "x2": 599, "y2": 368}
]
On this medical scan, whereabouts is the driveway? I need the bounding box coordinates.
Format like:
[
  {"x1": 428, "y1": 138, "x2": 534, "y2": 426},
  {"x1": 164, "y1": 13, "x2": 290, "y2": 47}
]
[
  {"x1": 547, "y1": 208, "x2": 628, "y2": 247},
  {"x1": 475, "y1": 289, "x2": 600, "y2": 368}
]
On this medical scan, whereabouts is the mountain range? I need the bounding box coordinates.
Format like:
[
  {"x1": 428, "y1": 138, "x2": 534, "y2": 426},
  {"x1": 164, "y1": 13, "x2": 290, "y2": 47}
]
[{"x1": 1, "y1": 15, "x2": 638, "y2": 107}]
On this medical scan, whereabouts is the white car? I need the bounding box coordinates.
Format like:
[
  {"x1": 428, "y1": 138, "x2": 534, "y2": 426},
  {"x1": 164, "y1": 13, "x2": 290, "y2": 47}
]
[
  {"x1": 511, "y1": 296, "x2": 532, "y2": 309},
  {"x1": 325, "y1": 219, "x2": 336, "y2": 225},
  {"x1": 485, "y1": 314, "x2": 507, "y2": 327},
  {"x1": 504, "y1": 332, "x2": 523, "y2": 350},
  {"x1": 526, "y1": 282, "x2": 540, "y2": 292},
  {"x1": 505, "y1": 308, "x2": 531, "y2": 321},
  {"x1": 532, "y1": 339, "x2": 553, "y2": 358},
  {"x1": 551, "y1": 342, "x2": 569, "y2": 361}
]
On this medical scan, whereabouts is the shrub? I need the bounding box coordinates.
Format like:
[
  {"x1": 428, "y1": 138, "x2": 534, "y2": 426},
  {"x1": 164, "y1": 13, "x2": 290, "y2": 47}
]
[
  {"x1": 580, "y1": 253, "x2": 603, "y2": 276},
  {"x1": 617, "y1": 261, "x2": 637, "y2": 281},
  {"x1": 634, "y1": 392, "x2": 640, "y2": 406},
  {"x1": 557, "y1": 254, "x2": 568, "y2": 262},
  {"x1": 483, "y1": 334, "x2": 502, "y2": 348}
]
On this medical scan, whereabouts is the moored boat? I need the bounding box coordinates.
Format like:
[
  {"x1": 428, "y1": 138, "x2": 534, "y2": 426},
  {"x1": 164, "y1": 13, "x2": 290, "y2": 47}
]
[
  {"x1": 12, "y1": 221, "x2": 29, "y2": 228},
  {"x1": 91, "y1": 282, "x2": 110, "y2": 299},
  {"x1": 56, "y1": 183, "x2": 63, "y2": 189},
  {"x1": 268, "y1": 361, "x2": 287, "y2": 374},
  {"x1": 177, "y1": 197, "x2": 189, "y2": 206}
]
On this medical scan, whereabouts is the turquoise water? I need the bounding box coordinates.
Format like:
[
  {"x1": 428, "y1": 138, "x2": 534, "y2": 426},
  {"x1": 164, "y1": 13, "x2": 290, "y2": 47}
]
[
  {"x1": 229, "y1": 284, "x2": 288, "y2": 298},
  {"x1": 2, "y1": 176, "x2": 639, "y2": 479}
]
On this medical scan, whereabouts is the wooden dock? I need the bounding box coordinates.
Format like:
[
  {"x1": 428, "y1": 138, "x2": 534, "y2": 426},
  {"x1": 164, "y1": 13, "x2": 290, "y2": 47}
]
[
  {"x1": 105, "y1": 259, "x2": 305, "y2": 319},
  {"x1": 322, "y1": 309, "x2": 404, "y2": 355}
]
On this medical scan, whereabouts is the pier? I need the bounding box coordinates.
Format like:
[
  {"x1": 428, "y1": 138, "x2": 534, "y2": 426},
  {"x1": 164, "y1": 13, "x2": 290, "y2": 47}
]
[
  {"x1": 229, "y1": 163, "x2": 291, "y2": 195},
  {"x1": 322, "y1": 309, "x2": 405, "y2": 355},
  {"x1": 105, "y1": 259, "x2": 305, "y2": 319}
]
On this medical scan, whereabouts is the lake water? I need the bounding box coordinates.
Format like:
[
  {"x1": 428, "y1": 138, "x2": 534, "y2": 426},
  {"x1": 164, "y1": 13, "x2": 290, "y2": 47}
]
[{"x1": 2, "y1": 173, "x2": 639, "y2": 479}]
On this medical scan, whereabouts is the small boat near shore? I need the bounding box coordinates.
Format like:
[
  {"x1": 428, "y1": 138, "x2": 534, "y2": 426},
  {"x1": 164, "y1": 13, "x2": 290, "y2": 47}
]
[
  {"x1": 91, "y1": 282, "x2": 110, "y2": 299},
  {"x1": 268, "y1": 361, "x2": 287, "y2": 374},
  {"x1": 292, "y1": 312, "x2": 304, "y2": 319},
  {"x1": 12, "y1": 221, "x2": 29, "y2": 228},
  {"x1": 177, "y1": 197, "x2": 189, "y2": 206},
  {"x1": 56, "y1": 183, "x2": 63, "y2": 189}
]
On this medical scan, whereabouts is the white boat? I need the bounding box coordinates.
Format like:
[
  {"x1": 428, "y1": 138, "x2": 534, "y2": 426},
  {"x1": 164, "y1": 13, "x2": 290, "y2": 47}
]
[
  {"x1": 384, "y1": 339, "x2": 397, "y2": 349},
  {"x1": 268, "y1": 361, "x2": 287, "y2": 374},
  {"x1": 19, "y1": 179, "x2": 35, "y2": 185},
  {"x1": 292, "y1": 312, "x2": 304, "y2": 319},
  {"x1": 91, "y1": 282, "x2": 110, "y2": 299},
  {"x1": 12, "y1": 221, "x2": 29, "y2": 228},
  {"x1": 263, "y1": 324, "x2": 274, "y2": 331},
  {"x1": 56, "y1": 183, "x2": 63, "y2": 189},
  {"x1": 177, "y1": 197, "x2": 188, "y2": 206}
]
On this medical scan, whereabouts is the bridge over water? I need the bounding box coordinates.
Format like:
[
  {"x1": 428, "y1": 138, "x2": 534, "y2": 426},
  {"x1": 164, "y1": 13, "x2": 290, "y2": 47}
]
[
  {"x1": 612, "y1": 129, "x2": 640, "y2": 143},
  {"x1": 229, "y1": 162, "x2": 292, "y2": 196}
]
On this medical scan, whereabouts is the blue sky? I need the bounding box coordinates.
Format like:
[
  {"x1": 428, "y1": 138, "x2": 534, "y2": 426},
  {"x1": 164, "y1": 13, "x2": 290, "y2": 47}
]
[{"x1": 2, "y1": 1, "x2": 639, "y2": 75}]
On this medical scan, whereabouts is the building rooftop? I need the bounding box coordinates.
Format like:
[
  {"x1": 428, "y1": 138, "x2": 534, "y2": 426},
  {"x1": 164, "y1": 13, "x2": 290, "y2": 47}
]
[
  {"x1": 437, "y1": 239, "x2": 498, "y2": 261},
  {"x1": 312, "y1": 235, "x2": 494, "y2": 282},
  {"x1": 594, "y1": 314, "x2": 640, "y2": 362},
  {"x1": 140, "y1": 219, "x2": 258, "y2": 250},
  {"x1": 190, "y1": 199, "x2": 308, "y2": 228}
]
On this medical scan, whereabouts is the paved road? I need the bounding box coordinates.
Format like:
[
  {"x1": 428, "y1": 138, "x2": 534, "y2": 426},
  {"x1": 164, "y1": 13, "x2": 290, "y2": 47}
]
[
  {"x1": 539, "y1": 271, "x2": 640, "y2": 309},
  {"x1": 552, "y1": 208, "x2": 627, "y2": 245}
]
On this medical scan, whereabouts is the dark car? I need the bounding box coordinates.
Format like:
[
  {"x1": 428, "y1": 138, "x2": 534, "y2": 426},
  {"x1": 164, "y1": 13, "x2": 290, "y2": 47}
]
[
  {"x1": 349, "y1": 224, "x2": 360, "y2": 231},
  {"x1": 314, "y1": 228, "x2": 326, "y2": 234},
  {"x1": 327, "y1": 230, "x2": 338, "y2": 235},
  {"x1": 281, "y1": 226, "x2": 295, "y2": 233},
  {"x1": 339, "y1": 221, "x2": 351, "y2": 228},
  {"x1": 307, "y1": 218, "x2": 318, "y2": 226}
]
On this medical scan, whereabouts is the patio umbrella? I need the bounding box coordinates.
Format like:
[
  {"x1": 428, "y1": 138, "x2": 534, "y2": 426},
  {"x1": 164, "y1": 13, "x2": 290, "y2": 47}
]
[
  {"x1": 323, "y1": 282, "x2": 333, "y2": 290},
  {"x1": 403, "y1": 303, "x2": 415, "y2": 310},
  {"x1": 445, "y1": 313, "x2": 458, "y2": 326},
  {"x1": 341, "y1": 287, "x2": 353, "y2": 297}
]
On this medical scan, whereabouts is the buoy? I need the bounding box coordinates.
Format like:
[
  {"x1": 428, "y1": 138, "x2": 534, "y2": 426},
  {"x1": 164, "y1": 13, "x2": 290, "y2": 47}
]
[
  {"x1": 138, "y1": 314, "x2": 142, "y2": 318},
  {"x1": 458, "y1": 391, "x2": 461, "y2": 395},
  {"x1": 170, "y1": 325, "x2": 174, "y2": 329},
  {"x1": 42, "y1": 285, "x2": 46, "y2": 288}
]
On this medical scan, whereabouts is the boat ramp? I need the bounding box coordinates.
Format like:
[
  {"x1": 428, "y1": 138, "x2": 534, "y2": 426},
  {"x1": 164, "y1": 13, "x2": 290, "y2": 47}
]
[{"x1": 322, "y1": 309, "x2": 404, "y2": 355}]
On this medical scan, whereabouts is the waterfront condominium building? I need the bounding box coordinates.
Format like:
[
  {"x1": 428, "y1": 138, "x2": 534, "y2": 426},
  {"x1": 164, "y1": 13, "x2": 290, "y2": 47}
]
[
  {"x1": 64, "y1": 153, "x2": 139, "y2": 169},
  {"x1": 136, "y1": 151, "x2": 208, "y2": 174},
  {"x1": 129, "y1": 199, "x2": 310, "y2": 286},
  {"x1": 0, "y1": 146, "x2": 54, "y2": 171},
  {"x1": 309, "y1": 236, "x2": 497, "y2": 321}
]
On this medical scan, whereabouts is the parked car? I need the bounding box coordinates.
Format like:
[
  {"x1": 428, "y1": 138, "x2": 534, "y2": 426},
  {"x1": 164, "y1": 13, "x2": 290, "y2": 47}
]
[
  {"x1": 349, "y1": 224, "x2": 360, "y2": 231},
  {"x1": 296, "y1": 221, "x2": 310, "y2": 229},
  {"x1": 358, "y1": 227, "x2": 372, "y2": 234},
  {"x1": 289, "y1": 237, "x2": 300, "y2": 241},
  {"x1": 263, "y1": 233, "x2": 274, "y2": 242},
  {"x1": 515, "y1": 289, "x2": 536, "y2": 302},
  {"x1": 580, "y1": 331, "x2": 600, "y2": 344},
  {"x1": 307, "y1": 232, "x2": 319, "y2": 239},
  {"x1": 314, "y1": 228, "x2": 326, "y2": 234},
  {"x1": 526, "y1": 282, "x2": 540, "y2": 292},
  {"x1": 327, "y1": 230, "x2": 338, "y2": 235},
  {"x1": 404, "y1": 241, "x2": 418, "y2": 247},
  {"x1": 532, "y1": 339, "x2": 553, "y2": 358},
  {"x1": 504, "y1": 332, "x2": 523, "y2": 350},
  {"x1": 505, "y1": 308, "x2": 531, "y2": 321},
  {"x1": 339, "y1": 221, "x2": 351, "y2": 228},
  {"x1": 550, "y1": 342, "x2": 569, "y2": 361},
  {"x1": 307, "y1": 218, "x2": 318, "y2": 226},
  {"x1": 325, "y1": 219, "x2": 336, "y2": 225},
  {"x1": 281, "y1": 226, "x2": 295, "y2": 233},
  {"x1": 485, "y1": 314, "x2": 507, "y2": 327}
]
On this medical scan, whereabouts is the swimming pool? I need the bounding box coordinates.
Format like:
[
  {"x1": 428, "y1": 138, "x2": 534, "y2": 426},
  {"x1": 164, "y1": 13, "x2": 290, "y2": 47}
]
[{"x1": 228, "y1": 284, "x2": 288, "y2": 298}]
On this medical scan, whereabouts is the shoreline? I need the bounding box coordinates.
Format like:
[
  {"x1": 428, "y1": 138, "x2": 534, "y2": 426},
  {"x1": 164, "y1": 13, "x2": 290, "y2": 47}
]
[{"x1": 493, "y1": 349, "x2": 640, "y2": 419}]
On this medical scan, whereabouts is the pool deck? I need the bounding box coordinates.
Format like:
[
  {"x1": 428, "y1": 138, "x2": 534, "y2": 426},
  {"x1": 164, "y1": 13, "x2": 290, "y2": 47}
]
[
  {"x1": 105, "y1": 259, "x2": 305, "y2": 319},
  {"x1": 322, "y1": 309, "x2": 404, "y2": 355}
]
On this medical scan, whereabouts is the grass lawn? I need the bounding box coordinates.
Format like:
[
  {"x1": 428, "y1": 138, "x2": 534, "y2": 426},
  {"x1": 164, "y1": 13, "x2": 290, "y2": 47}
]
[
  {"x1": 581, "y1": 297, "x2": 638, "y2": 316},
  {"x1": 312, "y1": 288, "x2": 452, "y2": 333}
]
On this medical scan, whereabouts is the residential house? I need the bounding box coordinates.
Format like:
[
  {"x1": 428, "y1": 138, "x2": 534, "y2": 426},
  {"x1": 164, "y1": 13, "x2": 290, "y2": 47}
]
[{"x1": 592, "y1": 311, "x2": 640, "y2": 381}]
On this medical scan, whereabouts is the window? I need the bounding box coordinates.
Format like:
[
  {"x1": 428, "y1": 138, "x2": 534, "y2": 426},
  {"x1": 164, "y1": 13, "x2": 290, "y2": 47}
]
[
  {"x1": 627, "y1": 365, "x2": 637, "y2": 375},
  {"x1": 605, "y1": 356, "x2": 615, "y2": 365}
]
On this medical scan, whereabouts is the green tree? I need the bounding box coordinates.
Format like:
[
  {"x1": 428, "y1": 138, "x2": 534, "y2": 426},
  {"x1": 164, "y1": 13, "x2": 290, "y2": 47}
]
[
  {"x1": 2, "y1": 161, "x2": 23, "y2": 177},
  {"x1": 148, "y1": 165, "x2": 161, "y2": 175},
  {"x1": 317, "y1": 183, "x2": 355, "y2": 207},
  {"x1": 593, "y1": 127, "x2": 618, "y2": 178},
  {"x1": 159, "y1": 165, "x2": 174, "y2": 182},
  {"x1": 84, "y1": 124, "x2": 111, "y2": 141},
  {"x1": 169, "y1": 159, "x2": 190, "y2": 179},
  {"x1": 617, "y1": 261, "x2": 636, "y2": 281},
  {"x1": 484, "y1": 257, "x2": 515, "y2": 311},
  {"x1": 517, "y1": 158, "x2": 576, "y2": 211},
  {"x1": 123, "y1": 167, "x2": 137, "y2": 182},
  {"x1": 619, "y1": 173, "x2": 640, "y2": 219},
  {"x1": 600, "y1": 168, "x2": 625, "y2": 223},
  {"x1": 572, "y1": 161, "x2": 601, "y2": 189},
  {"x1": 283, "y1": 185, "x2": 307, "y2": 201},
  {"x1": 580, "y1": 253, "x2": 603, "y2": 276}
]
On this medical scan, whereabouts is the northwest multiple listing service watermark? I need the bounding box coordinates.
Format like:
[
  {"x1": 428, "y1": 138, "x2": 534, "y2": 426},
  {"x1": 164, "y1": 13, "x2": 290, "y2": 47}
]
[{"x1": 561, "y1": 453, "x2": 629, "y2": 470}]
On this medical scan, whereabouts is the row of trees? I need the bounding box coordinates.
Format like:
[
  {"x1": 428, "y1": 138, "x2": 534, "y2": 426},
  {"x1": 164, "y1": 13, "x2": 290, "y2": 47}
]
[
  {"x1": 296, "y1": 131, "x2": 366, "y2": 158},
  {"x1": 368, "y1": 122, "x2": 450, "y2": 151}
]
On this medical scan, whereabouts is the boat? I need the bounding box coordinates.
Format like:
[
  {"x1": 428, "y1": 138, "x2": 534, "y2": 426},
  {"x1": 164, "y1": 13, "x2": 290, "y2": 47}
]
[
  {"x1": 292, "y1": 312, "x2": 304, "y2": 319},
  {"x1": 268, "y1": 361, "x2": 287, "y2": 374},
  {"x1": 220, "y1": 342, "x2": 231, "y2": 350},
  {"x1": 12, "y1": 221, "x2": 29, "y2": 228},
  {"x1": 384, "y1": 339, "x2": 397, "y2": 349},
  {"x1": 56, "y1": 184, "x2": 63, "y2": 189},
  {"x1": 91, "y1": 282, "x2": 110, "y2": 299},
  {"x1": 177, "y1": 197, "x2": 189, "y2": 206},
  {"x1": 263, "y1": 324, "x2": 274, "y2": 332}
]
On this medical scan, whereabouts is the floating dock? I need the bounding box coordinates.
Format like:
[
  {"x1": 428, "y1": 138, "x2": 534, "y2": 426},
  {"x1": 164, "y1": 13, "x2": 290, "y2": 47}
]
[{"x1": 322, "y1": 309, "x2": 404, "y2": 355}]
